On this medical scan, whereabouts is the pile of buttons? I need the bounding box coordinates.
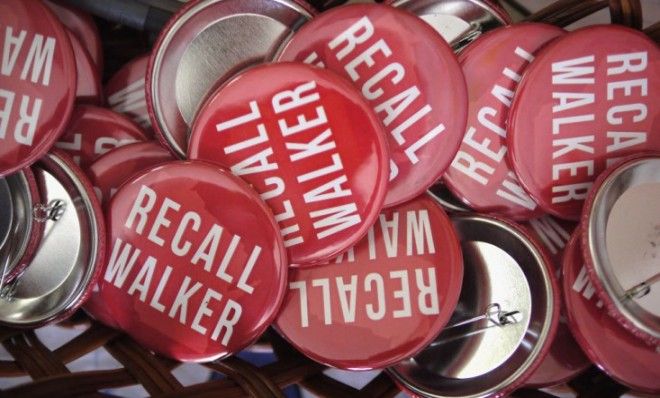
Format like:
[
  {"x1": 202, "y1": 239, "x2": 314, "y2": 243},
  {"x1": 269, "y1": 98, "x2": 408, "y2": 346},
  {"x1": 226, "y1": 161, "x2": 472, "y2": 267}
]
[{"x1": 0, "y1": 0, "x2": 658, "y2": 396}]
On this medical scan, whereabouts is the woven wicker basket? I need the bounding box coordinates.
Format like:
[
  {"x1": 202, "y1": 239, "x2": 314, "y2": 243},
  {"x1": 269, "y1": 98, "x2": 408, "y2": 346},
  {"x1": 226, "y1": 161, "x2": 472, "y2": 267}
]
[{"x1": 0, "y1": 1, "x2": 654, "y2": 397}]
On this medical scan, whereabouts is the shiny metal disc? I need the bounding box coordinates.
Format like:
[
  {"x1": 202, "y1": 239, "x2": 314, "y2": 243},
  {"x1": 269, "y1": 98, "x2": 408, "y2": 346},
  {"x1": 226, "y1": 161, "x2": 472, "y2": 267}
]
[
  {"x1": 1, "y1": 171, "x2": 36, "y2": 281},
  {"x1": 388, "y1": 0, "x2": 510, "y2": 51},
  {"x1": 388, "y1": 214, "x2": 557, "y2": 398},
  {"x1": 149, "y1": 0, "x2": 314, "y2": 157},
  {"x1": 0, "y1": 178, "x2": 12, "y2": 251},
  {"x1": 0, "y1": 153, "x2": 102, "y2": 327},
  {"x1": 585, "y1": 156, "x2": 660, "y2": 341}
]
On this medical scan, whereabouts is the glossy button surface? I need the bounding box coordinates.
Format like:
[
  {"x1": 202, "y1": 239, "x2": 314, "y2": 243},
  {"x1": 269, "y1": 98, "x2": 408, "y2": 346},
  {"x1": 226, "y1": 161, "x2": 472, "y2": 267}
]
[
  {"x1": 275, "y1": 194, "x2": 463, "y2": 370},
  {"x1": 563, "y1": 232, "x2": 660, "y2": 393},
  {"x1": 105, "y1": 55, "x2": 152, "y2": 133},
  {"x1": 444, "y1": 23, "x2": 564, "y2": 220},
  {"x1": 277, "y1": 3, "x2": 467, "y2": 207},
  {"x1": 524, "y1": 215, "x2": 590, "y2": 387},
  {"x1": 67, "y1": 31, "x2": 102, "y2": 105},
  {"x1": 508, "y1": 25, "x2": 660, "y2": 220},
  {"x1": 0, "y1": 0, "x2": 76, "y2": 177},
  {"x1": 55, "y1": 106, "x2": 149, "y2": 168},
  {"x1": 189, "y1": 63, "x2": 389, "y2": 265},
  {"x1": 101, "y1": 161, "x2": 287, "y2": 362}
]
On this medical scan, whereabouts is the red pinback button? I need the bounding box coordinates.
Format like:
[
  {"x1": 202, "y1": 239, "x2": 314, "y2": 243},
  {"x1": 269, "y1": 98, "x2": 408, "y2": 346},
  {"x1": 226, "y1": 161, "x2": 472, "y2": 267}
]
[
  {"x1": 88, "y1": 141, "x2": 174, "y2": 206},
  {"x1": 44, "y1": 0, "x2": 103, "y2": 74},
  {"x1": 66, "y1": 30, "x2": 103, "y2": 105},
  {"x1": 105, "y1": 55, "x2": 153, "y2": 134},
  {"x1": 444, "y1": 23, "x2": 564, "y2": 220},
  {"x1": 581, "y1": 153, "x2": 660, "y2": 347},
  {"x1": 563, "y1": 231, "x2": 660, "y2": 393},
  {"x1": 0, "y1": 0, "x2": 76, "y2": 177},
  {"x1": 508, "y1": 25, "x2": 660, "y2": 220},
  {"x1": 147, "y1": 0, "x2": 314, "y2": 157},
  {"x1": 84, "y1": 142, "x2": 173, "y2": 328},
  {"x1": 100, "y1": 160, "x2": 288, "y2": 362},
  {"x1": 275, "y1": 194, "x2": 463, "y2": 370},
  {"x1": 55, "y1": 105, "x2": 149, "y2": 168},
  {"x1": 188, "y1": 63, "x2": 390, "y2": 266},
  {"x1": 524, "y1": 215, "x2": 591, "y2": 387},
  {"x1": 276, "y1": 3, "x2": 468, "y2": 208}
]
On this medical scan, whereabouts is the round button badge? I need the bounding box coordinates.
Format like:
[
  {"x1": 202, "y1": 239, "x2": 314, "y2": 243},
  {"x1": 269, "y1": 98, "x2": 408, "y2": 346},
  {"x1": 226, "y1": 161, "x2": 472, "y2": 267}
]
[
  {"x1": 508, "y1": 25, "x2": 660, "y2": 220},
  {"x1": 275, "y1": 194, "x2": 463, "y2": 370},
  {"x1": 105, "y1": 55, "x2": 152, "y2": 133},
  {"x1": 563, "y1": 231, "x2": 660, "y2": 393},
  {"x1": 147, "y1": 0, "x2": 314, "y2": 157},
  {"x1": 66, "y1": 30, "x2": 103, "y2": 105},
  {"x1": 277, "y1": 3, "x2": 468, "y2": 208},
  {"x1": 88, "y1": 141, "x2": 174, "y2": 206},
  {"x1": 55, "y1": 106, "x2": 149, "y2": 168},
  {"x1": 444, "y1": 23, "x2": 564, "y2": 220},
  {"x1": 100, "y1": 161, "x2": 288, "y2": 362},
  {"x1": 189, "y1": 63, "x2": 390, "y2": 266},
  {"x1": 0, "y1": 0, "x2": 76, "y2": 177}
]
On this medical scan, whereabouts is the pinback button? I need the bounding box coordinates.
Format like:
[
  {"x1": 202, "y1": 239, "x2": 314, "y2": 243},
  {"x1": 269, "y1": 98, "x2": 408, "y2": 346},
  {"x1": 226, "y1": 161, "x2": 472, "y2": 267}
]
[
  {"x1": 563, "y1": 231, "x2": 660, "y2": 393},
  {"x1": 274, "y1": 194, "x2": 463, "y2": 370},
  {"x1": 444, "y1": 23, "x2": 564, "y2": 221},
  {"x1": 386, "y1": 0, "x2": 511, "y2": 51},
  {"x1": 188, "y1": 63, "x2": 390, "y2": 266},
  {"x1": 581, "y1": 153, "x2": 660, "y2": 347},
  {"x1": 88, "y1": 141, "x2": 174, "y2": 206},
  {"x1": 147, "y1": 0, "x2": 314, "y2": 157},
  {"x1": 508, "y1": 25, "x2": 660, "y2": 220},
  {"x1": 276, "y1": 3, "x2": 468, "y2": 208},
  {"x1": 84, "y1": 142, "x2": 173, "y2": 328},
  {"x1": 0, "y1": 150, "x2": 105, "y2": 328},
  {"x1": 389, "y1": 213, "x2": 560, "y2": 398},
  {"x1": 100, "y1": 161, "x2": 288, "y2": 362},
  {"x1": 0, "y1": 0, "x2": 76, "y2": 177},
  {"x1": 105, "y1": 55, "x2": 153, "y2": 134},
  {"x1": 523, "y1": 215, "x2": 591, "y2": 387},
  {"x1": 44, "y1": 0, "x2": 103, "y2": 74},
  {"x1": 66, "y1": 30, "x2": 103, "y2": 105},
  {"x1": 55, "y1": 105, "x2": 150, "y2": 169}
]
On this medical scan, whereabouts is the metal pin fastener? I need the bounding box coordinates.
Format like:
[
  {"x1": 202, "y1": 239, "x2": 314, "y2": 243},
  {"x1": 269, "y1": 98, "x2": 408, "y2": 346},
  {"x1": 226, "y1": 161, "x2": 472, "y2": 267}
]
[
  {"x1": 622, "y1": 272, "x2": 660, "y2": 301},
  {"x1": 33, "y1": 199, "x2": 67, "y2": 222}
]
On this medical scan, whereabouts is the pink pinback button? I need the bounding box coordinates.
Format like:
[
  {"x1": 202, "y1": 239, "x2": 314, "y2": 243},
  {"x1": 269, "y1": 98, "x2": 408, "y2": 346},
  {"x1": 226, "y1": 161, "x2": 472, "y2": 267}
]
[
  {"x1": 105, "y1": 55, "x2": 153, "y2": 134},
  {"x1": 581, "y1": 153, "x2": 660, "y2": 347},
  {"x1": 44, "y1": 0, "x2": 103, "y2": 74},
  {"x1": 188, "y1": 63, "x2": 389, "y2": 266},
  {"x1": 276, "y1": 3, "x2": 468, "y2": 208},
  {"x1": 275, "y1": 194, "x2": 463, "y2": 370},
  {"x1": 0, "y1": 0, "x2": 76, "y2": 177},
  {"x1": 563, "y1": 231, "x2": 660, "y2": 393},
  {"x1": 84, "y1": 141, "x2": 173, "y2": 328},
  {"x1": 88, "y1": 141, "x2": 173, "y2": 206},
  {"x1": 524, "y1": 215, "x2": 591, "y2": 387},
  {"x1": 508, "y1": 25, "x2": 660, "y2": 220},
  {"x1": 147, "y1": 0, "x2": 314, "y2": 157},
  {"x1": 66, "y1": 30, "x2": 103, "y2": 105},
  {"x1": 100, "y1": 160, "x2": 288, "y2": 362},
  {"x1": 444, "y1": 23, "x2": 564, "y2": 220},
  {"x1": 55, "y1": 105, "x2": 149, "y2": 168}
]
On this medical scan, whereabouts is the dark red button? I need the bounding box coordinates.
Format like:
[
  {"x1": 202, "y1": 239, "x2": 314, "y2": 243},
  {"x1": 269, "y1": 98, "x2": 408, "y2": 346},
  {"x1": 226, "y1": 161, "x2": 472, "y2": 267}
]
[
  {"x1": 0, "y1": 0, "x2": 76, "y2": 177},
  {"x1": 189, "y1": 63, "x2": 390, "y2": 265},
  {"x1": 563, "y1": 231, "x2": 660, "y2": 392},
  {"x1": 67, "y1": 30, "x2": 102, "y2": 105},
  {"x1": 100, "y1": 160, "x2": 288, "y2": 362},
  {"x1": 88, "y1": 141, "x2": 173, "y2": 206},
  {"x1": 277, "y1": 3, "x2": 467, "y2": 207},
  {"x1": 508, "y1": 25, "x2": 660, "y2": 220},
  {"x1": 275, "y1": 194, "x2": 463, "y2": 370},
  {"x1": 105, "y1": 55, "x2": 152, "y2": 134},
  {"x1": 84, "y1": 142, "x2": 173, "y2": 328},
  {"x1": 44, "y1": 0, "x2": 103, "y2": 74},
  {"x1": 524, "y1": 215, "x2": 591, "y2": 387},
  {"x1": 55, "y1": 105, "x2": 149, "y2": 168},
  {"x1": 444, "y1": 23, "x2": 564, "y2": 220}
]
